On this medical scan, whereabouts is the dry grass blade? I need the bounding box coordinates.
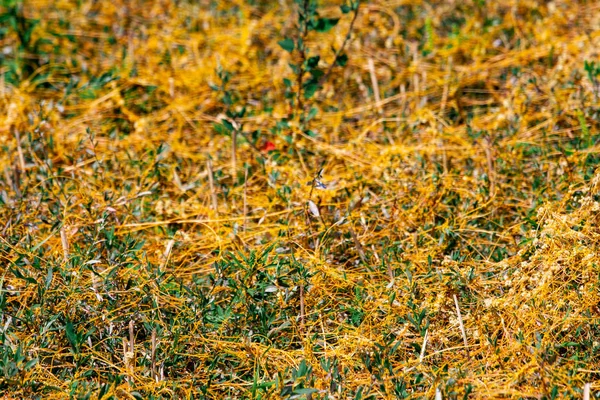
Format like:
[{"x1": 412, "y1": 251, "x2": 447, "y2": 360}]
[{"x1": 453, "y1": 294, "x2": 470, "y2": 359}]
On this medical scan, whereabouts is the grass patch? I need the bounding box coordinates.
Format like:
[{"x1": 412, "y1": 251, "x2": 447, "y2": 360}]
[{"x1": 1, "y1": 0, "x2": 600, "y2": 398}]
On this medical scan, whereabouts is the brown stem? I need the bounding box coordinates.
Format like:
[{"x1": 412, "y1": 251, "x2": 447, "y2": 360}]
[
  {"x1": 151, "y1": 328, "x2": 157, "y2": 381},
  {"x1": 231, "y1": 129, "x2": 237, "y2": 181},
  {"x1": 349, "y1": 225, "x2": 367, "y2": 264},
  {"x1": 60, "y1": 225, "x2": 69, "y2": 264},
  {"x1": 243, "y1": 168, "x2": 248, "y2": 232},
  {"x1": 319, "y1": 3, "x2": 361, "y2": 86},
  {"x1": 453, "y1": 294, "x2": 470, "y2": 358},
  {"x1": 207, "y1": 159, "x2": 218, "y2": 215},
  {"x1": 129, "y1": 320, "x2": 135, "y2": 355},
  {"x1": 484, "y1": 137, "x2": 496, "y2": 198},
  {"x1": 13, "y1": 128, "x2": 26, "y2": 172},
  {"x1": 295, "y1": 0, "x2": 310, "y2": 126},
  {"x1": 299, "y1": 284, "x2": 305, "y2": 333},
  {"x1": 367, "y1": 58, "x2": 382, "y2": 115}
]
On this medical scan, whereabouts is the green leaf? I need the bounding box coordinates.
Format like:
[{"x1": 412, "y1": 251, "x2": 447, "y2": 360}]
[
  {"x1": 309, "y1": 67, "x2": 324, "y2": 79},
  {"x1": 306, "y1": 56, "x2": 320, "y2": 69},
  {"x1": 213, "y1": 123, "x2": 227, "y2": 135},
  {"x1": 214, "y1": 120, "x2": 234, "y2": 134},
  {"x1": 98, "y1": 383, "x2": 109, "y2": 400},
  {"x1": 303, "y1": 82, "x2": 320, "y2": 99},
  {"x1": 559, "y1": 342, "x2": 580, "y2": 347},
  {"x1": 577, "y1": 110, "x2": 589, "y2": 138},
  {"x1": 289, "y1": 63, "x2": 300, "y2": 74},
  {"x1": 65, "y1": 320, "x2": 78, "y2": 353},
  {"x1": 233, "y1": 107, "x2": 246, "y2": 118},
  {"x1": 278, "y1": 38, "x2": 294, "y2": 52},
  {"x1": 341, "y1": 4, "x2": 352, "y2": 13},
  {"x1": 22, "y1": 19, "x2": 40, "y2": 46},
  {"x1": 256, "y1": 380, "x2": 275, "y2": 389},
  {"x1": 283, "y1": 78, "x2": 293, "y2": 88},
  {"x1": 314, "y1": 18, "x2": 339, "y2": 33},
  {"x1": 9, "y1": 268, "x2": 36, "y2": 284},
  {"x1": 0, "y1": 13, "x2": 16, "y2": 24},
  {"x1": 45, "y1": 265, "x2": 53, "y2": 290},
  {"x1": 294, "y1": 388, "x2": 318, "y2": 395},
  {"x1": 336, "y1": 53, "x2": 348, "y2": 67},
  {"x1": 24, "y1": 358, "x2": 38, "y2": 371},
  {"x1": 306, "y1": 107, "x2": 318, "y2": 121}
]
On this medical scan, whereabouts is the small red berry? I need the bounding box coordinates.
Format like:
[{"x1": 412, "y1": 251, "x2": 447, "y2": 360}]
[{"x1": 262, "y1": 141, "x2": 276, "y2": 152}]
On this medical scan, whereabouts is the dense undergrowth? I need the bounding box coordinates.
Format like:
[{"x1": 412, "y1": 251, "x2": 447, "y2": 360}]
[{"x1": 1, "y1": 0, "x2": 600, "y2": 398}]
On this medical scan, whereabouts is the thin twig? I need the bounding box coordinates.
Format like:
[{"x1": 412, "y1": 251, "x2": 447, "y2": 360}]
[
  {"x1": 412, "y1": 42, "x2": 420, "y2": 112},
  {"x1": 440, "y1": 136, "x2": 448, "y2": 175},
  {"x1": 151, "y1": 328, "x2": 157, "y2": 382},
  {"x1": 123, "y1": 338, "x2": 132, "y2": 384},
  {"x1": 168, "y1": 77, "x2": 174, "y2": 98},
  {"x1": 122, "y1": 339, "x2": 129, "y2": 371},
  {"x1": 127, "y1": 321, "x2": 135, "y2": 381},
  {"x1": 299, "y1": 284, "x2": 305, "y2": 333},
  {"x1": 539, "y1": 356, "x2": 549, "y2": 398},
  {"x1": 453, "y1": 294, "x2": 470, "y2": 358},
  {"x1": 387, "y1": 261, "x2": 394, "y2": 282},
  {"x1": 161, "y1": 239, "x2": 175, "y2": 272},
  {"x1": 243, "y1": 168, "x2": 248, "y2": 232},
  {"x1": 304, "y1": 166, "x2": 322, "y2": 226},
  {"x1": 206, "y1": 159, "x2": 218, "y2": 215},
  {"x1": 60, "y1": 225, "x2": 69, "y2": 264},
  {"x1": 3, "y1": 167, "x2": 13, "y2": 193},
  {"x1": 368, "y1": 58, "x2": 382, "y2": 115},
  {"x1": 129, "y1": 320, "x2": 135, "y2": 356},
  {"x1": 440, "y1": 57, "x2": 452, "y2": 115},
  {"x1": 319, "y1": 2, "x2": 361, "y2": 86},
  {"x1": 419, "y1": 329, "x2": 429, "y2": 363},
  {"x1": 399, "y1": 83, "x2": 407, "y2": 116},
  {"x1": 127, "y1": 27, "x2": 135, "y2": 65},
  {"x1": 349, "y1": 225, "x2": 367, "y2": 264},
  {"x1": 295, "y1": 0, "x2": 310, "y2": 124},
  {"x1": 13, "y1": 128, "x2": 26, "y2": 172},
  {"x1": 231, "y1": 129, "x2": 237, "y2": 181},
  {"x1": 485, "y1": 137, "x2": 496, "y2": 198}
]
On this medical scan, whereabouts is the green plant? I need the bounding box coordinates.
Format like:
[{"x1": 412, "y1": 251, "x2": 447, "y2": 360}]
[
  {"x1": 584, "y1": 60, "x2": 600, "y2": 98},
  {"x1": 278, "y1": 0, "x2": 360, "y2": 145}
]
